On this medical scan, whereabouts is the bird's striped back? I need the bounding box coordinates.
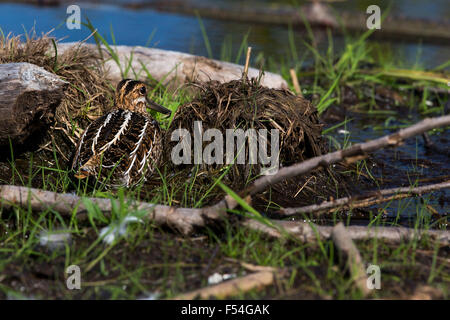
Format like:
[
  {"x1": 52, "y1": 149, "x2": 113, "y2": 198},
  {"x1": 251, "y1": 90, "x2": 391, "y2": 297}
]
[{"x1": 71, "y1": 108, "x2": 162, "y2": 187}]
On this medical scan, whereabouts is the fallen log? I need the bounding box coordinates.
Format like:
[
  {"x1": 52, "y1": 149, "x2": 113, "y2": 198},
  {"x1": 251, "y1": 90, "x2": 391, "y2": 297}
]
[
  {"x1": 55, "y1": 43, "x2": 288, "y2": 90},
  {"x1": 0, "y1": 62, "x2": 67, "y2": 148},
  {"x1": 10, "y1": 1, "x2": 450, "y2": 44},
  {"x1": 0, "y1": 184, "x2": 230, "y2": 235}
]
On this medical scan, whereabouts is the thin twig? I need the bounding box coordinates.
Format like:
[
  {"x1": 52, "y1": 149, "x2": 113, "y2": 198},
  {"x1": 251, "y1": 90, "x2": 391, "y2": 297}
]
[
  {"x1": 289, "y1": 68, "x2": 303, "y2": 97},
  {"x1": 278, "y1": 180, "x2": 450, "y2": 216},
  {"x1": 242, "y1": 46, "x2": 252, "y2": 79},
  {"x1": 224, "y1": 257, "x2": 279, "y2": 273}
]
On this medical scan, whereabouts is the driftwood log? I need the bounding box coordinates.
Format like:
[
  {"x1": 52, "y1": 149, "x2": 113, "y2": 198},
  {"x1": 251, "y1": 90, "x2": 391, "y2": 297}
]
[
  {"x1": 0, "y1": 184, "x2": 229, "y2": 235},
  {"x1": 55, "y1": 43, "x2": 288, "y2": 90},
  {"x1": 0, "y1": 62, "x2": 67, "y2": 148}
]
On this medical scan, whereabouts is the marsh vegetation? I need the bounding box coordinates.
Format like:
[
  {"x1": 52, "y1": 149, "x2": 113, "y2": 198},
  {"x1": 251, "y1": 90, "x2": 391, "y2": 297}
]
[{"x1": 0, "y1": 6, "x2": 448, "y2": 300}]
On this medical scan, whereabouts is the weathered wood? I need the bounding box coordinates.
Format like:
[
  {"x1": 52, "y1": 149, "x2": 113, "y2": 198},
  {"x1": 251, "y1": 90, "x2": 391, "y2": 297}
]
[
  {"x1": 278, "y1": 180, "x2": 450, "y2": 217},
  {"x1": 0, "y1": 63, "x2": 67, "y2": 147},
  {"x1": 55, "y1": 43, "x2": 288, "y2": 90},
  {"x1": 0, "y1": 184, "x2": 230, "y2": 235},
  {"x1": 243, "y1": 219, "x2": 449, "y2": 244}
]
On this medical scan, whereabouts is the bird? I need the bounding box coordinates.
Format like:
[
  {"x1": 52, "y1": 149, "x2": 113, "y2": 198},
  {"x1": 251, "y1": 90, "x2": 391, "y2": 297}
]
[{"x1": 71, "y1": 79, "x2": 171, "y2": 188}]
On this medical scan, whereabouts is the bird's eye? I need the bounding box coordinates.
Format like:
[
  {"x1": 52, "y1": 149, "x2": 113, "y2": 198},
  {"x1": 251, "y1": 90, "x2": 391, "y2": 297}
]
[{"x1": 140, "y1": 86, "x2": 146, "y2": 95}]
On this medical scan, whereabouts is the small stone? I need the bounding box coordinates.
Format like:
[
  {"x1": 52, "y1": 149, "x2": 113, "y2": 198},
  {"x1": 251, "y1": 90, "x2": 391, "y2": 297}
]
[{"x1": 207, "y1": 272, "x2": 236, "y2": 285}]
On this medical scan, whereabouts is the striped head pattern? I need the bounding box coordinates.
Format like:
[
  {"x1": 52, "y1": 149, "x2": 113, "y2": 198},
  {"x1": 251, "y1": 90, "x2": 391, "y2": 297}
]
[{"x1": 115, "y1": 79, "x2": 171, "y2": 115}]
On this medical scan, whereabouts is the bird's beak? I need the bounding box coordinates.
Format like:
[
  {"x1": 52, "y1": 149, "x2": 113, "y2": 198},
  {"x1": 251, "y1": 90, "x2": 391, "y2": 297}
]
[{"x1": 146, "y1": 97, "x2": 171, "y2": 115}]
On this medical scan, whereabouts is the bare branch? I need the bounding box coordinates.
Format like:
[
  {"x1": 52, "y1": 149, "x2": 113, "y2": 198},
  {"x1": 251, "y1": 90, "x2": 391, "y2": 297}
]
[
  {"x1": 244, "y1": 115, "x2": 450, "y2": 197},
  {"x1": 1, "y1": 184, "x2": 448, "y2": 245},
  {"x1": 0, "y1": 185, "x2": 230, "y2": 235},
  {"x1": 243, "y1": 219, "x2": 449, "y2": 244},
  {"x1": 278, "y1": 180, "x2": 450, "y2": 216}
]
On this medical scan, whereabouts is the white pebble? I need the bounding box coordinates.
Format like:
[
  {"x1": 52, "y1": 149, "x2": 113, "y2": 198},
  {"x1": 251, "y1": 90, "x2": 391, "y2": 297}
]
[{"x1": 207, "y1": 272, "x2": 236, "y2": 285}]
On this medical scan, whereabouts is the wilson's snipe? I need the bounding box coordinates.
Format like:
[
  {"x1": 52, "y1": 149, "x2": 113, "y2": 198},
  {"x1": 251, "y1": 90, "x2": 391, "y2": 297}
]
[{"x1": 71, "y1": 79, "x2": 171, "y2": 188}]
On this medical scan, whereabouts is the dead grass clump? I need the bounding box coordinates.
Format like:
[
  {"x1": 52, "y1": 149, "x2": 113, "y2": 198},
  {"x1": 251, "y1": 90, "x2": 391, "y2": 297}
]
[
  {"x1": 165, "y1": 77, "x2": 327, "y2": 189},
  {"x1": 0, "y1": 31, "x2": 114, "y2": 164}
]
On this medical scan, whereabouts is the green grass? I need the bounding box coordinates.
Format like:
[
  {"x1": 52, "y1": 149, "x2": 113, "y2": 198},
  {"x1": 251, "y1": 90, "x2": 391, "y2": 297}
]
[{"x1": 0, "y1": 18, "x2": 449, "y2": 300}]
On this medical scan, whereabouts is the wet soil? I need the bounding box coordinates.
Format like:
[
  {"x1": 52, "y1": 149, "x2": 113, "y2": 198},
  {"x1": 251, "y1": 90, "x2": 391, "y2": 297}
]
[{"x1": 0, "y1": 223, "x2": 448, "y2": 300}]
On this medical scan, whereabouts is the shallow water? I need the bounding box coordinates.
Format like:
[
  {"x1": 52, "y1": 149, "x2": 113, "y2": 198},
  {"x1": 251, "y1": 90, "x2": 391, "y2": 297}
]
[{"x1": 324, "y1": 108, "x2": 449, "y2": 220}]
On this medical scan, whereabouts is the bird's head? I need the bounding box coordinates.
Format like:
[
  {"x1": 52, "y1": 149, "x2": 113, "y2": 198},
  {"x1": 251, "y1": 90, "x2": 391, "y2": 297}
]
[{"x1": 115, "y1": 79, "x2": 171, "y2": 116}]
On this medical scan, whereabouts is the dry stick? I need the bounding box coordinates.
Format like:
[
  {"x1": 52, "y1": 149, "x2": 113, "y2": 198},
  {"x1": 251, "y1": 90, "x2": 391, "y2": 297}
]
[
  {"x1": 242, "y1": 46, "x2": 252, "y2": 79},
  {"x1": 243, "y1": 219, "x2": 449, "y2": 244},
  {"x1": 331, "y1": 223, "x2": 370, "y2": 297},
  {"x1": 278, "y1": 180, "x2": 450, "y2": 216},
  {"x1": 289, "y1": 68, "x2": 303, "y2": 97},
  {"x1": 172, "y1": 270, "x2": 278, "y2": 300},
  {"x1": 243, "y1": 115, "x2": 450, "y2": 197}
]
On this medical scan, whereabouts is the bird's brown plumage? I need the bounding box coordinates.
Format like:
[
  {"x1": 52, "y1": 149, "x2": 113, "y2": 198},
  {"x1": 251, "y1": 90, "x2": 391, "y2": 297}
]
[{"x1": 71, "y1": 79, "x2": 171, "y2": 187}]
